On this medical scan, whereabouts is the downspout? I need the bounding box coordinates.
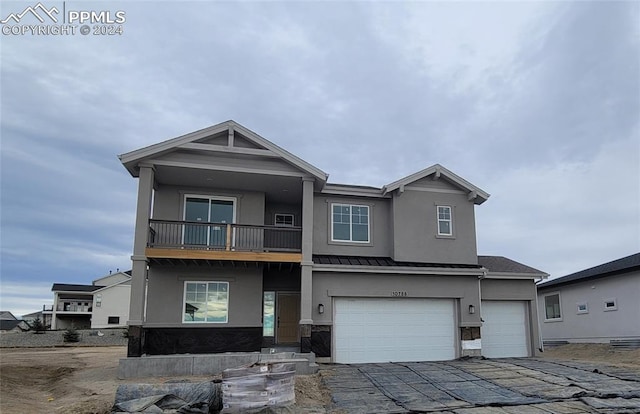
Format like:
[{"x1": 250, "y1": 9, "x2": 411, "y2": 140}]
[{"x1": 534, "y1": 279, "x2": 544, "y2": 353}]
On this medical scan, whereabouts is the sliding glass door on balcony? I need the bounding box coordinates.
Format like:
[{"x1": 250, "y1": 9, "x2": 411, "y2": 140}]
[{"x1": 184, "y1": 196, "x2": 236, "y2": 248}]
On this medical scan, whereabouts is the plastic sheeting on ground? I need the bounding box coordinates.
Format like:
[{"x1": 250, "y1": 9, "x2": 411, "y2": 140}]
[{"x1": 112, "y1": 380, "x2": 222, "y2": 413}]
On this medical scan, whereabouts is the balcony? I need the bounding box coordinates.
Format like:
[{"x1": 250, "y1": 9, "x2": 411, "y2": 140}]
[{"x1": 146, "y1": 219, "x2": 303, "y2": 263}]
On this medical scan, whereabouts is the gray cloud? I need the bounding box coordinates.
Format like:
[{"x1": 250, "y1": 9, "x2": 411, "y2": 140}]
[{"x1": 1, "y1": 1, "x2": 638, "y2": 315}]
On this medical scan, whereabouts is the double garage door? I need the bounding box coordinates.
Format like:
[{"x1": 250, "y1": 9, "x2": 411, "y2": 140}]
[
  {"x1": 334, "y1": 298, "x2": 455, "y2": 363},
  {"x1": 334, "y1": 298, "x2": 530, "y2": 363}
]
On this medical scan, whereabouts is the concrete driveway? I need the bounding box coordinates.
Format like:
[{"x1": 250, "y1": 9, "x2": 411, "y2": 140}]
[{"x1": 323, "y1": 358, "x2": 640, "y2": 413}]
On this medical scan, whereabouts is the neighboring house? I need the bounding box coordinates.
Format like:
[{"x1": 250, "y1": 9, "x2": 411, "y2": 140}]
[
  {"x1": 0, "y1": 319, "x2": 30, "y2": 333},
  {"x1": 119, "y1": 120, "x2": 547, "y2": 363},
  {"x1": 43, "y1": 271, "x2": 132, "y2": 330},
  {"x1": 537, "y1": 252, "x2": 640, "y2": 344},
  {"x1": 0, "y1": 311, "x2": 18, "y2": 320},
  {"x1": 22, "y1": 309, "x2": 53, "y2": 328}
]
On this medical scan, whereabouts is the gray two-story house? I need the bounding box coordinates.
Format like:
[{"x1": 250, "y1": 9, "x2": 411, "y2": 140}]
[{"x1": 119, "y1": 120, "x2": 547, "y2": 363}]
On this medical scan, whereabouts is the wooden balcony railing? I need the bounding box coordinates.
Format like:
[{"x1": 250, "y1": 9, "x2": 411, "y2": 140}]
[{"x1": 148, "y1": 219, "x2": 302, "y2": 253}]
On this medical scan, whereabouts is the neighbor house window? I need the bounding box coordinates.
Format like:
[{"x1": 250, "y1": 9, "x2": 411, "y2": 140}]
[
  {"x1": 544, "y1": 293, "x2": 562, "y2": 320},
  {"x1": 604, "y1": 298, "x2": 617, "y2": 311},
  {"x1": 183, "y1": 281, "x2": 229, "y2": 323},
  {"x1": 275, "y1": 214, "x2": 294, "y2": 227},
  {"x1": 331, "y1": 204, "x2": 370, "y2": 242},
  {"x1": 437, "y1": 206, "x2": 453, "y2": 236},
  {"x1": 107, "y1": 316, "x2": 120, "y2": 324},
  {"x1": 577, "y1": 302, "x2": 588, "y2": 314}
]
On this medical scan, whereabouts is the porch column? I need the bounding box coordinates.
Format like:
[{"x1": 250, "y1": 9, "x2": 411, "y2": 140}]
[
  {"x1": 51, "y1": 292, "x2": 58, "y2": 330},
  {"x1": 300, "y1": 178, "x2": 314, "y2": 352},
  {"x1": 128, "y1": 164, "x2": 154, "y2": 357}
]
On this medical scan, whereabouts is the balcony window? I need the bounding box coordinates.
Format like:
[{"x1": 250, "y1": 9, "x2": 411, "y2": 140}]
[
  {"x1": 332, "y1": 204, "x2": 369, "y2": 243},
  {"x1": 183, "y1": 281, "x2": 229, "y2": 323}
]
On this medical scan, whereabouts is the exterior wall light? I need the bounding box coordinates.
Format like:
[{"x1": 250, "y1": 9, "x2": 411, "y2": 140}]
[
  {"x1": 318, "y1": 304, "x2": 324, "y2": 314},
  {"x1": 468, "y1": 305, "x2": 475, "y2": 314}
]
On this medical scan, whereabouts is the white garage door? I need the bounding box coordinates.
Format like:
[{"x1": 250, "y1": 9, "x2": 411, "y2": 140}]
[
  {"x1": 481, "y1": 301, "x2": 529, "y2": 358},
  {"x1": 334, "y1": 298, "x2": 455, "y2": 364}
]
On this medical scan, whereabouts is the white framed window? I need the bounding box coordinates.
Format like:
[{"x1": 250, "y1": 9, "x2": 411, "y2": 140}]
[
  {"x1": 544, "y1": 293, "x2": 562, "y2": 321},
  {"x1": 603, "y1": 298, "x2": 617, "y2": 311},
  {"x1": 274, "y1": 214, "x2": 294, "y2": 227},
  {"x1": 183, "y1": 281, "x2": 229, "y2": 323},
  {"x1": 331, "y1": 204, "x2": 370, "y2": 243},
  {"x1": 437, "y1": 206, "x2": 453, "y2": 236},
  {"x1": 576, "y1": 302, "x2": 588, "y2": 314},
  {"x1": 263, "y1": 292, "x2": 275, "y2": 337}
]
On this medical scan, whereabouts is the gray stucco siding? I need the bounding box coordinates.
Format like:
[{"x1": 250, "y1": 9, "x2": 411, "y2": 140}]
[
  {"x1": 312, "y1": 196, "x2": 392, "y2": 257},
  {"x1": 152, "y1": 185, "x2": 265, "y2": 225},
  {"x1": 392, "y1": 190, "x2": 478, "y2": 264},
  {"x1": 144, "y1": 266, "x2": 263, "y2": 327},
  {"x1": 311, "y1": 271, "x2": 482, "y2": 327},
  {"x1": 264, "y1": 202, "x2": 302, "y2": 226}
]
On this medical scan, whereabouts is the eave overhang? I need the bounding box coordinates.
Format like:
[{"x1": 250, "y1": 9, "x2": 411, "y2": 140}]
[{"x1": 382, "y1": 164, "x2": 490, "y2": 204}]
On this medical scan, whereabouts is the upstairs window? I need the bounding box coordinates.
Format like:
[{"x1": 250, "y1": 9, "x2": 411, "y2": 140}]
[
  {"x1": 332, "y1": 204, "x2": 370, "y2": 243},
  {"x1": 275, "y1": 214, "x2": 294, "y2": 227},
  {"x1": 437, "y1": 206, "x2": 453, "y2": 236},
  {"x1": 544, "y1": 293, "x2": 562, "y2": 321}
]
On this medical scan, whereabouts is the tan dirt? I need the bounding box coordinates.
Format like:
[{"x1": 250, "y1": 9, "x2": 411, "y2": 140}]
[
  {"x1": 0, "y1": 346, "x2": 330, "y2": 414},
  {"x1": 2, "y1": 344, "x2": 638, "y2": 413},
  {"x1": 541, "y1": 343, "x2": 640, "y2": 368}
]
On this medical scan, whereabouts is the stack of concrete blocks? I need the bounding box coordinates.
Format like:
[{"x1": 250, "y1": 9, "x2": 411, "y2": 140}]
[{"x1": 221, "y1": 362, "x2": 296, "y2": 413}]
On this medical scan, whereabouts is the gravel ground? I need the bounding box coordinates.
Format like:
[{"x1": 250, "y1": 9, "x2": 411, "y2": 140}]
[{"x1": 0, "y1": 329, "x2": 128, "y2": 348}]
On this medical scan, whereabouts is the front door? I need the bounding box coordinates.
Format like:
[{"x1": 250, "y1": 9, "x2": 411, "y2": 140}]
[{"x1": 276, "y1": 293, "x2": 300, "y2": 344}]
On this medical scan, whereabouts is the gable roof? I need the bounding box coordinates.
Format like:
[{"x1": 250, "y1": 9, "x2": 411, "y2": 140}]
[
  {"x1": 0, "y1": 311, "x2": 17, "y2": 320},
  {"x1": 382, "y1": 164, "x2": 490, "y2": 204},
  {"x1": 118, "y1": 120, "x2": 328, "y2": 183},
  {"x1": 479, "y1": 256, "x2": 548, "y2": 279},
  {"x1": 537, "y1": 252, "x2": 640, "y2": 290},
  {"x1": 51, "y1": 283, "x2": 101, "y2": 293}
]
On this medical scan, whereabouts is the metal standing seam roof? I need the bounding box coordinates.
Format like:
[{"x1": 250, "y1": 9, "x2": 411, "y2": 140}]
[
  {"x1": 537, "y1": 252, "x2": 640, "y2": 290},
  {"x1": 312, "y1": 255, "x2": 482, "y2": 269},
  {"x1": 51, "y1": 283, "x2": 102, "y2": 292}
]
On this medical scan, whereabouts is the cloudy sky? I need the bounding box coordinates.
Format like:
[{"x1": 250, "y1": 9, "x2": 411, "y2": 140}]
[{"x1": 1, "y1": 1, "x2": 638, "y2": 317}]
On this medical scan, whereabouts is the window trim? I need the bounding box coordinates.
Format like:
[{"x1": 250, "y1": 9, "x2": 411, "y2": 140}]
[
  {"x1": 576, "y1": 302, "x2": 588, "y2": 314},
  {"x1": 603, "y1": 298, "x2": 618, "y2": 311},
  {"x1": 330, "y1": 203, "x2": 371, "y2": 244},
  {"x1": 436, "y1": 205, "x2": 453, "y2": 237},
  {"x1": 543, "y1": 292, "x2": 562, "y2": 322},
  {"x1": 182, "y1": 281, "x2": 230, "y2": 324},
  {"x1": 274, "y1": 213, "x2": 294, "y2": 227}
]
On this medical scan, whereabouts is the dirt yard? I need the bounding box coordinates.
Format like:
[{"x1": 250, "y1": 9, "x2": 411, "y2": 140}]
[
  {"x1": 0, "y1": 346, "x2": 330, "y2": 413},
  {"x1": 1, "y1": 344, "x2": 638, "y2": 413}
]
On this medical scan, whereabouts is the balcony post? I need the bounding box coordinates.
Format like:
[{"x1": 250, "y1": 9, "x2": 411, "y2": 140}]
[
  {"x1": 300, "y1": 178, "x2": 314, "y2": 352},
  {"x1": 128, "y1": 164, "x2": 154, "y2": 356}
]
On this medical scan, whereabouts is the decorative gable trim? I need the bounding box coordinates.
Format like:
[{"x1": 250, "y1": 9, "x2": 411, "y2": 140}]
[
  {"x1": 382, "y1": 164, "x2": 490, "y2": 204},
  {"x1": 119, "y1": 120, "x2": 328, "y2": 183}
]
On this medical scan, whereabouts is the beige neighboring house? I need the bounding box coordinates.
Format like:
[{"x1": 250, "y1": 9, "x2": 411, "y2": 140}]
[
  {"x1": 537, "y1": 252, "x2": 640, "y2": 345},
  {"x1": 43, "y1": 271, "x2": 132, "y2": 330},
  {"x1": 22, "y1": 309, "x2": 53, "y2": 328},
  {"x1": 0, "y1": 311, "x2": 30, "y2": 332}
]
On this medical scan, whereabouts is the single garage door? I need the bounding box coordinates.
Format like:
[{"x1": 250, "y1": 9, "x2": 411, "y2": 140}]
[
  {"x1": 481, "y1": 300, "x2": 529, "y2": 358},
  {"x1": 334, "y1": 298, "x2": 455, "y2": 363}
]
